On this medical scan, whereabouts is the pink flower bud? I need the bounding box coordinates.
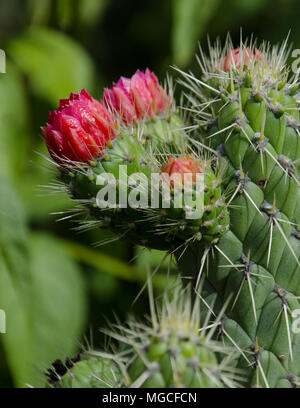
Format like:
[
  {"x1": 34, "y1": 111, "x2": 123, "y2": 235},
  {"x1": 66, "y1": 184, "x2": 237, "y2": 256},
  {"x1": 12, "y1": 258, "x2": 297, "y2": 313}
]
[
  {"x1": 224, "y1": 47, "x2": 262, "y2": 72},
  {"x1": 162, "y1": 156, "x2": 202, "y2": 185},
  {"x1": 42, "y1": 89, "x2": 115, "y2": 165},
  {"x1": 103, "y1": 69, "x2": 171, "y2": 124}
]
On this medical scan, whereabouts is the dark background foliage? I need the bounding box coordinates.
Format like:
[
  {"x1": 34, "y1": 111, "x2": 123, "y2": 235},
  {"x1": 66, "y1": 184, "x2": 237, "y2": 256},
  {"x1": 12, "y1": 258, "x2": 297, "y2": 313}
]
[{"x1": 0, "y1": 0, "x2": 299, "y2": 387}]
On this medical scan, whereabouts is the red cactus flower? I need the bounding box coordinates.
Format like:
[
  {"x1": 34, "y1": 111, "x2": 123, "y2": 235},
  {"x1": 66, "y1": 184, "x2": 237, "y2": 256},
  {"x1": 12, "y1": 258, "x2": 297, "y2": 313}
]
[
  {"x1": 103, "y1": 69, "x2": 171, "y2": 124},
  {"x1": 42, "y1": 89, "x2": 115, "y2": 165},
  {"x1": 162, "y1": 156, "x2": 202, "y2": 184},
  {"x1": 224, "y1": 47, "x2": 262, "y2": 72}
]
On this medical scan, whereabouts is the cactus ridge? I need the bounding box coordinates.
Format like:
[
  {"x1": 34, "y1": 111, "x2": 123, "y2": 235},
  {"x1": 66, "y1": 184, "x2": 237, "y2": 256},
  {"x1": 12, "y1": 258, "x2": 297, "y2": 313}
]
[{"x1": 177, "y1": 36, "x2": 300, "y2": 387}]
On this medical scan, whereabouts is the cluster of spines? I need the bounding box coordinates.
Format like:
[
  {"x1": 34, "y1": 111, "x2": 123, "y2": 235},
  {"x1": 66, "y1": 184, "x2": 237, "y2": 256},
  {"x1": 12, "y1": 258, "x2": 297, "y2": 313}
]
[
  {"x1": 44, "y1": 279, "x2": 247, "y2": 388},
  {"x1": 86, "y1": 281, "x2": 245, "y2": 388}
]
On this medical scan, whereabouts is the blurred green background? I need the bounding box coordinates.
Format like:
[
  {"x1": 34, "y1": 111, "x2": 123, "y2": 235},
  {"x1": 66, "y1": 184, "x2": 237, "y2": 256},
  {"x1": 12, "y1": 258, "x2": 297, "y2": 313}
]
[{"x1": 0, "y1": 0, "x2": 299, "y2": 387}]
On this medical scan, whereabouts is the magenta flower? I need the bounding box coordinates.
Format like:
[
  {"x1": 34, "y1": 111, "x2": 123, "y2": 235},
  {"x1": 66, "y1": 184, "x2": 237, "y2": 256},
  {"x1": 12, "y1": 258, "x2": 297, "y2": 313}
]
[
  {"x1": 162, "y1": 156, "x2": 201, "y2": 185},
  {"x1": 42, "y1": 89, "x2": 115, "y2": 165},
  {"x1": 103, "y1": 69, "x2": 171, "y2": 124},
  {"x1": 224, "y1": 47, "x2": 262, "y2": 72}
]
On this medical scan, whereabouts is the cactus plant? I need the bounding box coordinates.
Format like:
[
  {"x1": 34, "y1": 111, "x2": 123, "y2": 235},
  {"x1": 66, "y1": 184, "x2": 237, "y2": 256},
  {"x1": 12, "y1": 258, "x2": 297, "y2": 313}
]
[
  {"x1": 42, "y1": 70, "x2": 229, "y2": 250},
  {"x1": 51, "y1": 282, "x2": 244, "y2": 388},
  {"x1": 46, "y1": 353, "x2": 122, "y2": 388},
  {"x1": 42, "y1": 36, "x2": 300, "y2": 388},
  {"x1": 176, "y1": 37, "x2": 300, "y2": 387},
  {"x1": 121, "y1": 283, "x2": 243, "y2": 388}
]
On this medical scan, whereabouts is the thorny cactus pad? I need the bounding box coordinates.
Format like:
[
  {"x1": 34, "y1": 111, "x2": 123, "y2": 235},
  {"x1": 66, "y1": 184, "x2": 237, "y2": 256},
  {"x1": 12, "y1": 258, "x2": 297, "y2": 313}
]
[
  {"x1": 177, "y1": 36, "x2": 300, "y2": 387},
  {"x1": 46, "y1": 283, "x2": 245, "y2": 388},
  {"x1": 42, "y1": 71, "x2": 228, "y2": 249},
  {"x1": 46, "y1": 354, "x2": 122, "y2": 388},
  {"x1": 89, "y1": 283, "x2": 245, "y2": 388},
  {"x1": 159, "y1": 156, "x2": 229, "y2": 244}
]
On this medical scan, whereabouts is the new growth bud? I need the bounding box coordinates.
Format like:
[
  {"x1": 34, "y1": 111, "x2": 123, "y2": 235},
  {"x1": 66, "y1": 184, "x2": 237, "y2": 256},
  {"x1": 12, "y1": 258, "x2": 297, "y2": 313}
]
[{"x1": 42, "y1": 89, "x2": 115, "y2": 165}]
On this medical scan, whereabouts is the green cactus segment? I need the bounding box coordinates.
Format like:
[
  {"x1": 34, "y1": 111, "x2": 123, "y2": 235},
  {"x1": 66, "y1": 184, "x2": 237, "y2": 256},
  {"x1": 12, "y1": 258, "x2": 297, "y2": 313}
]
[
  {"x1": 49, "y1": 284, "x2": 244, "y2": 389},
  {"x1": 55, "y1": 355, "x2": 121, "y2": 388},
  {"x1": 129, "y1": 336, "x2": 220, "y2": 388},
  {"x1": 59, "y1": 111, "x2": 229, "y2": 249},
  {"x1": 179, "y1": 41, "x2": 300, "y2": 387},
  {"x1": 99, "y1": 112, "x2": 186, "y2": 176},
  {"x1": 123, "y1": 285, "x2": 242, "y2": 388},
  {"x1": 138, "y1": 111, "x2": 186, "y2": 151},
  {"x1": 165, "y1": 163, "x2": 229, "y2": 244},
  {"x1": 65, "y1": 158, "x2": 228, "y2": 249}
]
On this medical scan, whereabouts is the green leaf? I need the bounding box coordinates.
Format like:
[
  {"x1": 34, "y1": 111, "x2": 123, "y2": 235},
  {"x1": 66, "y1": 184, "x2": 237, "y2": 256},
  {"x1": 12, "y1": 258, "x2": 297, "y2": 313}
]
[
  {"x1": 0, "y1": 178, "x2": 32, "y2": 386},
  {"x1": 136, "y1": 246, "x2": 176, "y2": 271},
  {"x1": 18, "y1": 141, "x2": 75, "y2": 220},
  {"x1": 0, "y1": 257, "x2": 32, "y2": 387},
  {"x1": 172, "y1": 0, "x2": 220, "y2": 67},
  {"x1": 78, "y1": 0, "x2": 108, "y2": 27},
  {"x1": 0, "y1": 63, "x2": 29, "y2": 181},
  {"x1": 0, "y1": 232, "x2": 87, "y2": 387},
  {"x1": 0, "y1": 178, "x2": 86, "y2": 387},
  {"x1": 0, "y1": 177, "x2": 29, "y2": 286},
  {"x1": 60, "y1": 239, "x2": 174, "y2": 290},
  {"x1": 56, "y1": 0, "x2": 73, "y2": 29},
  {"x1": 27, "y1": 233, "x2": 87, "y2": 387},
  {"x1": 28, "y1": 0, "x2": 52, "y2": 25},
  {"x1": 9, "y1": 27, "x2": 95, "y2": 105},
  {"x1": 61, "y1": 239, "x2": 140, "y2": 281},
  {"x1": 230, "y1": 0, "x2": 269, "y2": 15}
]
